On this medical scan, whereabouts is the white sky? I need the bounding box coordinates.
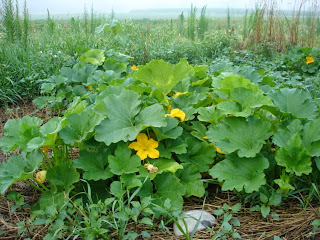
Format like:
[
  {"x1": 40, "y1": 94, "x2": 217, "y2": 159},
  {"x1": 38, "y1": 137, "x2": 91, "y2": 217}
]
[{"x1": 19, "y1": 0, "x2": 311, "y2": 14}]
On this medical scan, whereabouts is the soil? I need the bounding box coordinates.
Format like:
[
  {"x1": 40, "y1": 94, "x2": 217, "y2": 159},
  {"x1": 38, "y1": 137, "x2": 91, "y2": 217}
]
[{"x1": 0, "y1": 102, "x2": 319, "y2": 240}]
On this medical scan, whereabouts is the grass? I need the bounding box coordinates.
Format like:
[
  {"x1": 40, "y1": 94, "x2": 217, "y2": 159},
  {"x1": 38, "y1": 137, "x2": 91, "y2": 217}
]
[{"x1": 0, "y1": 1, "x2": 319, "y2": 104}]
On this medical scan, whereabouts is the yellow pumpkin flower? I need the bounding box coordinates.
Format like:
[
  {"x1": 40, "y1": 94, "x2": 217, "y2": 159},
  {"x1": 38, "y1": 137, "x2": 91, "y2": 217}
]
[
  {"x1": 306, "y1": 56, "x2": 315, "y2": 65},
  {"x1": 203, "y1": 136, "x2": 209, "y2": 140},
  {"x1": 131, "y1": 65, "x2": 137, "y2": 70},
  {"x1": 86, "y1": 85, "x2": 92, "y2": 90},
  {"x1": 128, "y1": 133, "x2": 159, "y2": 160},
  {"x1": 144, "y1": 163, "x2": 158, "y2": 174},
  {"x1": 165, "y1": 108, "x2": 186, "y2": 121},
  {"x1": 213, "y1": 142, "x2": 226, "y2": 154},
  {"x1": 36, "y1": 170, "x2": 47, "y2": 183},
  {"x1": 173, "y1": 92, "x2": 188, "y2": 97}
]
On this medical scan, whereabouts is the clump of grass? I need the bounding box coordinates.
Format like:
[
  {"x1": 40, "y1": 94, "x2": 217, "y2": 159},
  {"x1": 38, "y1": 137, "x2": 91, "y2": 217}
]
[
  {"x1": 242, "y1": 9, "x2": 248, "y2": 39},
  {"x1": 187, "y1": 4, "x2": 196, "y2": 41},
  {"x1": 46, "y1": 8, "x2": 55, "y2": 35},
  {"x1": 177, "y1": 11, "x2": 185, "y2": 36},
  {"x1": 14, "y1": 0, "x2": 22, "y2": 41},
  {"x1": 241, "y1": 0, "x2": 319, "y2": 52},
  {"x1": 22, "y1": 0, "x2": 29, "y2": 48},
  {"x1": 198, "y1": 5, "x2": 208, "y2": 40},
  {"x1": 1, "y1": 0, "x2": 15, "y2": 42}
]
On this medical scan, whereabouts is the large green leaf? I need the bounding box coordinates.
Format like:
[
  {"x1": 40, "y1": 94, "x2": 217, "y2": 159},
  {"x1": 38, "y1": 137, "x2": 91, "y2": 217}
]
[
  {"x1": 212, "y1": 75, "x2": 271, "y2": 117},
  {"x1": 103, "y1": 59, "x2": 127, "y2": 73},
  {"x1": 133, "y1": 59, "x2": 194, "y2": 95},
  {"x1": 209, "y1": 153, "x2": 269, "y2": 193},
  {"x1": 59, "y1": 109, "x2": 104, "y2": 145},
  {"x1": 214, "y1": 75, "x2": 262, "y2": 95},
  {"x1": 152, "y1": 117, "x2": 183, "y2": 141},
  {"x1": 190, "y1": 121, "x2": 208, "y2": 141},
  {"x1": 268, "y1": 88, "x2": 318, "y2": 119},
  {"x1": 0, "y1": 116, "x2": 42, "y2": 153},
  {"x1": 171, "y1": 92, "x2": 206, "y2": 120},
  {"x1": 73, "y1": 150, "x2": 113, "y2": 181},
  {"x1": 95, "y1": 90, "x2": 166, "y2": 145},
  {"x1": 230, "y1": 87, "x2": 273, "y2": 114},
  {"x1": 273, "y1": 119, "x2": 320, "y2": 157},
  {"x1": 47, "y1": 162, "x2": 80, "y2": 190},
  {"x1": 177, "y1": 137, "x2": 215, "y2": 172},
  {"x1": 302, "y1": 119, "x2": 320, "y2": 156},
  {"x1": 275, "y1": 134, "x2": 312, "y2": 176},
  {"x1": 207, "y1": 116, "x2": 272, "y2": 158},
  {"x1": 0, "y1": 151, "x2": 43, "y2": 195},
  {"x1": 79, "y1": 49, "x2": 105, "y2": 66},
  {"x1": 176, "y1": 164, "x2": 205, "y2": 197},
  {"x1": 272, "y1": 120, "x2": 303, "y2": 147},
  {"x1": 27, "y1": 117, "x2": 61, "y2": 150},
  {"x1": 60, "y1": 65, "x2": 97, "y2": 83},
  {"x1": 153, "y1": 172, "x2": 185, "y2": 211},
  {"x1": 108, "y1": 143, "x2": 141, "y2": 175},
  {"x1": 198, "y1": 105, "x2": 229, "y2": 124}
]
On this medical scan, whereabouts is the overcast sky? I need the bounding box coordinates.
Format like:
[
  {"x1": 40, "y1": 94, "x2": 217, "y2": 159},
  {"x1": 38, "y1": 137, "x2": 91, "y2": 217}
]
[{"x1": 18, "y1": 0, "x2": 310, "y2": 14}]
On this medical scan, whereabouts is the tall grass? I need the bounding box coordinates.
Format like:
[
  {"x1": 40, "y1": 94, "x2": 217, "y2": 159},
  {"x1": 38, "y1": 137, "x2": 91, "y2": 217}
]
[
  {"x1": 14, "y1": 0, "x2": 22, "y2": 41},
  {"x1": 46, "y1": 9, "x2": 55, "y2": 35},
  {"x1": 22, "y1": 0, "x2": 28, "y2": 47},
  {"x1": 227, "y1": 7, "x2": 231, "y2": 30},
  {"x1": 240, "y1": 0, "x2": 319, "y2": 51},
  {"x1": 187, "y1": 4, "x2": 196, "y2": 41},
  {"x1": 177, "y1": 12, "x2": 185, "y2": 36},
  {"x1": 1, "y1": 0, "x2": 14, "y2": 42},
  {"x1": 83, "y1": 5, "x2": 89, "y2": 38},
  {"x1": 198, "y1": 5, "x2": 208, "y2": 40},
  {"x1": 242, "y1": 9, "x2": 248, "y2": 39}
]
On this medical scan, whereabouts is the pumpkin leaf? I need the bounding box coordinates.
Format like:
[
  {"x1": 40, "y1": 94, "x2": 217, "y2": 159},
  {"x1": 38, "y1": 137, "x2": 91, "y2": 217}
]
[
  {"x1": 209, "y1": 153, "x2": 269, "y2": 193},
  {"x1": 268, "y1": 88, "x2": 317, "y2": 119},
  {"x1": 95, "y1": 90, "x2": 166, "y2": 145},
  {"x1": 207, "y1": 116, "x2": 272, "y2": 158},
  {"x1": 133, "y1": 59, "x2": 194, "y2": 95},
  {"x1": 275, "y1": 134, "x2": 312, "y2": 176}
]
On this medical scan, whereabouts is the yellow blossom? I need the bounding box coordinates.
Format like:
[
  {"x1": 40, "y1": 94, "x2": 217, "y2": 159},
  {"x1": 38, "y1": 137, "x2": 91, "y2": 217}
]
[
  {"x1": 165, "y1": 99, "x2": 172, "y2": 111},
  {"x1": 203, "y1": 136, "x2": 209, "y2": 140},
  {"x1": 213, "y1": 142, "x2": 226, "y2": 154},
  {"x1": 173, "y1": 92, "x2": 188, "y2": 97},
  {"x1": 165, "y1": 108, "x2": 186, "y2": 121},
  {"x1": 144, "y1": 163, "x2": 158, "y2": 173},
  {"x1": 36, "y1": 170, "x2": 47, "y2": 183},
  {"x1": 131, "y1": 65, "x2": 137, "y2": 70},
  {"x1": 128, "y1": 133, "x2": 159, "y2": 160},
  {"x1": 41, "y1": 146, "x2": 51, "y2": 157},
  {"x1": 86, "y1": 85, "x2": 92, "y2": 90},
  {"x1": 306, "y1": 56, "x2": 315, "y2": 65}
]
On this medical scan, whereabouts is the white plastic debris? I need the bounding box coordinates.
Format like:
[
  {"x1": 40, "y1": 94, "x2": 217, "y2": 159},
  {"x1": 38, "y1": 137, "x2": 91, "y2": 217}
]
[{"x1": 173, "y1": 210, "x2": 216, "y2": 236}]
